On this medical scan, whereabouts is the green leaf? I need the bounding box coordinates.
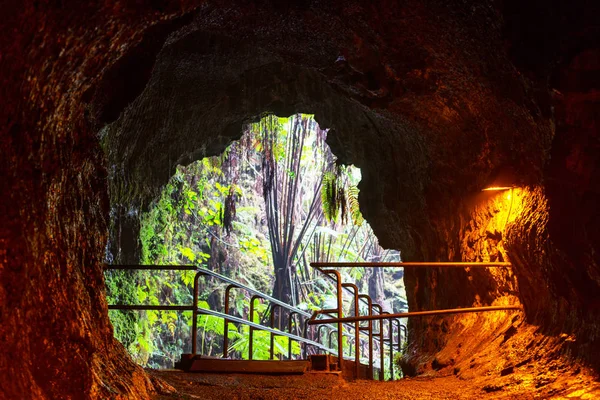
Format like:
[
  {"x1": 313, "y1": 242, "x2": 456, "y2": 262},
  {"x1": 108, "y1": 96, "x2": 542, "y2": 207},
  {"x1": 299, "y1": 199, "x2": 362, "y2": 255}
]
[
  {"x1": 147, "y1": 310, "x2": 158, "y2": 325},
  {"x1": 137, "y1": 287, "x2": 147, "y2": 303},
  {"x1": 181, "y1": 270, "x2": 195, "y2": 287},
  {"x1": 138, "y1": 335, "x2": 150, "y2": 353},
  {"x1": 179, "y1": 247, "x2": 196, "y2": 262}
]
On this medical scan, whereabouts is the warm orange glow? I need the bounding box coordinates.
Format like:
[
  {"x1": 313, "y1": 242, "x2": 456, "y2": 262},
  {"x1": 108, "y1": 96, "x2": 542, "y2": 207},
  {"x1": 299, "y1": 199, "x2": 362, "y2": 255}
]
[
  {"x1": 482, "y1": 186, "x2": 514, "y2": 191},
  {"x1": 481, "y1": 187, "x2": 523, "y2": 231}
]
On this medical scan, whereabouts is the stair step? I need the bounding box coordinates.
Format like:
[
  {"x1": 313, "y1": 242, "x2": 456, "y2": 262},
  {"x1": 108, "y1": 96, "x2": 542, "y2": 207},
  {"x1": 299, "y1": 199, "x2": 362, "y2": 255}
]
[
  {"x1": 176, "y1": 354, "x2": 376, "y2": 380},
  {"x1": 181, "y1": 358, "x2": 309, "y2": 374}
]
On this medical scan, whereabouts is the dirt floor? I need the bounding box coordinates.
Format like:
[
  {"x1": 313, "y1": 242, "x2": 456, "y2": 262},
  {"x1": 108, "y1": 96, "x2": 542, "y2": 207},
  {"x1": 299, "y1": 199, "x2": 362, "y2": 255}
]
[
  {"x1": 149, "y1": 316, "x2": 600, "y2": 399},
  {"x1": 149, "y1": 369, "x2": 600, "y2": 400}
]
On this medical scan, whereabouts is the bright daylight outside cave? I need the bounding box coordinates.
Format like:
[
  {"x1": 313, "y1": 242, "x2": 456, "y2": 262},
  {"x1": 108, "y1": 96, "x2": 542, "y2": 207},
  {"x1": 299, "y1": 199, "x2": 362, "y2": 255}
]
[
  {"x1": 105, "y1": 114, "x2": 405, "y2": 375},
  {"x1": 2, "y1": 1, "x2": 600, "y2": 399}
]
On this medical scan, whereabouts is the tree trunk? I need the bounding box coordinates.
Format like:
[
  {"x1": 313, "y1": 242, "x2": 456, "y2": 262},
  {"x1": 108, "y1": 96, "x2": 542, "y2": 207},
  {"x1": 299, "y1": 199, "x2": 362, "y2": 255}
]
[
  {"x1": 368, "y1": 266, "x2": 386, "y2": 309},
  {"x1": 272, "y1": 264, "x2": 293, "y2": 304}
]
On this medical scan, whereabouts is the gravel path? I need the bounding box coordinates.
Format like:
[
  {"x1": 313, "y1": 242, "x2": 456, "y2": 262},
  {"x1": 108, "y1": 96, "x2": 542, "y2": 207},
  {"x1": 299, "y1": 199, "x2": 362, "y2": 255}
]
[{"x1": 149, "y1": 370, "x2": 534, "y2": 399}]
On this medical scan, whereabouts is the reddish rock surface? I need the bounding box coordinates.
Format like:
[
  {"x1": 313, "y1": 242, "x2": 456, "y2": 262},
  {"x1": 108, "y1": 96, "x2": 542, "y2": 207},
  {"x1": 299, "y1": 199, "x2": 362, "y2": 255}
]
[
  {"x1": 148, "y1": 366, "x2": 600, "y2": 399},
  {"x1": 1, "y1": 1, "x2": 599, "y2": 398}
]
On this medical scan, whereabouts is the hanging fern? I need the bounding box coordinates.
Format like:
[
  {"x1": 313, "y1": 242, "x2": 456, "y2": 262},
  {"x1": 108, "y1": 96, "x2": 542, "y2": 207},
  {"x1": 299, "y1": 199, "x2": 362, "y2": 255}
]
[
  {"x1": 321, "y1": 166, "x2": 364, "y2": 226},
  {"x1": 321, "y1": 171, "x2": 339, "y2": 223},
  {"x1": 338, "y1": 186, "x2": 347, "y2": 224},
  {"x1": 322, "y1": 166, "x2": 350, "y2": 224},
  {"x1": 347, "y1": 185, "x2": 364, "y2": 226}
]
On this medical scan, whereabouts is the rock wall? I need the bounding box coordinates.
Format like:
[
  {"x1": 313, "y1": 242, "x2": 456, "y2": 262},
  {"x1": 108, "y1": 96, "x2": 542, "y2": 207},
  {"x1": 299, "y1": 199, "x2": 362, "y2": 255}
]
[
  {"x1": 1, "y1": 0, "x2": 598, "y2": 398},
  {"x1": 511, "y1": 48, "x2": 600, "y2": 364},
  {"x1": 0, "y1": 2, "x2": 199, "y2": 398}
]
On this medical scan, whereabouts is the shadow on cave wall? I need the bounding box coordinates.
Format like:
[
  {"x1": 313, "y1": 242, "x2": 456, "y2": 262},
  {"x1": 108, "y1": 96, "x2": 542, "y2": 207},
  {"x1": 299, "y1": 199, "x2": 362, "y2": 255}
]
[
  {"x1": 101, "y1": 28, "x2": 429, "y2": 264},
  {"x1": 96, "y1": 1, "x2": 600, "y2": 379},
  {"x1": 2, "y1": 0, "x2": 599, "y2": 398},
  {"x1": 98, "y1": 5, "x2": 542, "y2": 376}
]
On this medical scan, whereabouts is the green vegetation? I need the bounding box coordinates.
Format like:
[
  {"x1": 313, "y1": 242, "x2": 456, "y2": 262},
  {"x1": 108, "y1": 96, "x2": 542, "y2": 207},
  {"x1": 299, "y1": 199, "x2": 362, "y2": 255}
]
[{"x1": 106, "y1": 114, "x2": 406, "y2": 368}]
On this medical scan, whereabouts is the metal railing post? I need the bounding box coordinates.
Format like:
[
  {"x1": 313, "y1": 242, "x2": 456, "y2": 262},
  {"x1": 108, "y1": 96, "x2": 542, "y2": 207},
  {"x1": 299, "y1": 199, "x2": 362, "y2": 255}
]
[
  {"x1": 358, "y1": 294, "x2": 374, "y2": 379},
  {"x1": 192, "y1": 272, "x2": 202, "y2": 356},
  {"x1": 384, "y1": 312, "x2": 394, "y2": 380},
  {"x1": 342, "y1": 283, "x2": 360, "y2": 379},
  {"x1": 223, "y1": 284, "x2": 238, "y2": 359},
  {"x1": 394, "y1": 319, "x2": 403, "y2": 353},
  {"x1": 399, "y1": 324, "x2": 407, "y2": 351},
  {"x1": 303, "y1": 318, "x2": 311, "y2": 359},
  {"x1": 269, "y1": 304, "x2": 280, "y2": 360},
  {"x1": 288, "y1": 312, "x2": 299, "y2": 360},
  {"x1": 321, "y1": 269, "x2": 343, "y2": 371},
  {"x1": 328, "y1": 329, "x2": 337, "y2": 351},
  {"x1": 373, "y1": 304, "x2": 385, "y2": 381},
  {"x1": 391, "y1": 319, "x2": 401, "y2": 352},
  {"x1": 248, "y1": 295, "x2": 262, "y2": 360},
  {"x1": 317, "y1": 325, "x2": 327, "y2": 345}
]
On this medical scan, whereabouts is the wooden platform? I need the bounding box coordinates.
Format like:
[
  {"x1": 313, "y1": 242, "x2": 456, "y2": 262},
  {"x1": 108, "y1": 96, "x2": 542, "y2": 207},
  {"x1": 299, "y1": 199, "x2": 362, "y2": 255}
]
[
  {"x1": 176, "y1": 354, "x2": 375, "y2": 380},
  {"x1": 186, "y1": 358, "x2": 309, "y2": 374}
]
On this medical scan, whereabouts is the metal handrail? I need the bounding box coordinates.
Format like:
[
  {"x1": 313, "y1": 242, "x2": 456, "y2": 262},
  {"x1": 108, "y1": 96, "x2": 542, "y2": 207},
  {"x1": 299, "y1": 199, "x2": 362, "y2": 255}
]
[
  {"x1": 308, "y1": 305, "x2": 523, "y2": 325},
  {"x1": 308, "y1": 261, "x2": 517, "y2": 380},
  {"x1": 311, "y1": 263, "x2": 408, "y2": 341},
  {"x1": 311, "y1": 261, "x2": 512, "y2": 268},
  {"x1": 372, "y1": 304, "x2": 385, "y2": 381},
  {"x1": 105, "y1": 265, "x2": 198, "y2": 270},
  {"x1": 311, "y1": 261, "x2": 510, "y2": 315},
  {"x1": 188, "y1": 264, "x2": 394, "y2": 353},
  {"x1": 104, "y1": 264, "x2": 374, "y2": 363},
  {"x1": 311, "y1": 264, "x2": 384, "y2": 314},
  {"x1": 107, "y1": 262, "x2": 517, "y2": 379},
  {"x1": 196, "y1": 305, "x2": 335, "y2": 353},
  {"x1": 209, "y1": 269, "x2": 384, "y2": 356},
  {"x1": 110, "y1": 265, "x2": 368, "y2": 335}
]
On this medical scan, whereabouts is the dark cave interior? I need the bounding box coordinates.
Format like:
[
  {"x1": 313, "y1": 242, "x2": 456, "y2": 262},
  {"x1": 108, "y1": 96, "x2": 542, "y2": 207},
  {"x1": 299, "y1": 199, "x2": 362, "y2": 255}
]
[{"x1": 1, "y1": 1, "x2": 599, "y2": 398}]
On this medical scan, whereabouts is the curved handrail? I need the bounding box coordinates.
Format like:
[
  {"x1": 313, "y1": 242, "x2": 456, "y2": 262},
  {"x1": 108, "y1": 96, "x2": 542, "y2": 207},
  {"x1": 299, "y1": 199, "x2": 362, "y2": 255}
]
[
  {"x1": 310, "y1": 263, "x2": 405, "y2": 321},
  {"x1": 197, "y1": 305, "x2": 331, "y2": 352},
  {"x1": 105, "y1": 264, "x2": 391, "y2": 367},
  {"x1": 311, "y1": 261, "x2": 512, "y2": 267},
  {"x1": 195, "y1": 306, "x2": 358, "y2": 362}
]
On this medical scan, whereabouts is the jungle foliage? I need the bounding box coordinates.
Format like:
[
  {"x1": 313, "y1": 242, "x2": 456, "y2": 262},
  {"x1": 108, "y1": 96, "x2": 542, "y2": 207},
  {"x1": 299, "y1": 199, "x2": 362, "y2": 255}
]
[{"x1": 105, "y1": 114, "x2": 406, "y2": 369}]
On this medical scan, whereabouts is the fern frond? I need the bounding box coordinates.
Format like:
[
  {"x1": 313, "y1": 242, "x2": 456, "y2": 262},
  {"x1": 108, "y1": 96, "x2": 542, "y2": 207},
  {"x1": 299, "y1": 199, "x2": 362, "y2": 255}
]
[
  {"x1": 321, "y1": 172, "x2": 339, "y2": 223},
  {"x1": 347, "y1": 185, "x2": 364, "y2": 226}
]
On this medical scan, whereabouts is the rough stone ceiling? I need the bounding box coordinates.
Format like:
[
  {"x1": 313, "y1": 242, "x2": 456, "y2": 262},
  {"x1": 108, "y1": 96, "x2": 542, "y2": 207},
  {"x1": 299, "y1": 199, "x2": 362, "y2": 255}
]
[
  {"x1": 100, "y1": 2, "x2": 552, "y2": 257},
  {"x1": 1, "y1": 0, "x2": 599, "y2": 398}
]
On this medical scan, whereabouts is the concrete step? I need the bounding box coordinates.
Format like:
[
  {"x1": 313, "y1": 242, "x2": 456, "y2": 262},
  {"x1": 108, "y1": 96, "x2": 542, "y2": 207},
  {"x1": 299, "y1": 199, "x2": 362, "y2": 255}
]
[
  {"x1": 176, "y1": 354, "x2": 376, "y2": 380},
  {"x1": 177, "y1": 356, "x2": 309, "y2": 374}
]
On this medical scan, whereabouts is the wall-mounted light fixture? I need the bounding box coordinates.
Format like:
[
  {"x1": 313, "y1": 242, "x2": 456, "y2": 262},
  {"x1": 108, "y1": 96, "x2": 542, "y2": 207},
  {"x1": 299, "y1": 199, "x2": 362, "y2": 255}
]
[
  {"x1": 482, "y1": 166, "x2": 518, "y2": 192},
  {"x1": 482, "y1": 186, "x2": 514, "y2": 191},
  {"x1": 482, "y1": 166, "x2": 519, "y2": 228}
]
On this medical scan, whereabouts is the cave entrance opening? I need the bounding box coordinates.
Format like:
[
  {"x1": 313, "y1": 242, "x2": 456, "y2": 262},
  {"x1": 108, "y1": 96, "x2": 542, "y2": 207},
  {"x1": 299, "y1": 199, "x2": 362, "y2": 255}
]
[{"x1": 105, "y1": 113, "x2": 406, "y2": 370}]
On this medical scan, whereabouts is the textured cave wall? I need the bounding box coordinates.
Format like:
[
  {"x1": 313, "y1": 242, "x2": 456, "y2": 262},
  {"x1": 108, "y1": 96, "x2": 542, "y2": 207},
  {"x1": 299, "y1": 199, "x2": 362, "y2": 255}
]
[
  {"x1": 103, "y1": 0, "x2": 553, "y2": 374},
  {"x1": 1, "y1": 0, "x2": 598, "y2": 399},
  {"x1": 505, "y1": 48, "x2": 600, "y2": 366},
  {"x1": 0, "y1": 2, "x2": 200, "y2": 398},
  {"x1": 403, "y1": 188, "x2": 524, "y2": 370},
  {"x1": 105, "y1": 0, "x2": 552, "y2": 262},
  {"x1": 547, "y1": 49, "x2": 600, "y2": 333},
  {"x1": 402, "y1": 0, "x2": 600, "y2": 374}
]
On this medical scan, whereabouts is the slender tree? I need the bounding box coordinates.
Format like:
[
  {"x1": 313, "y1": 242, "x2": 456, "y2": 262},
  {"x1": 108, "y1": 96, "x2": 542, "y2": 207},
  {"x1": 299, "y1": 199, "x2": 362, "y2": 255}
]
[{"x1": 256, "y1": 115, "x2": 327, "y2": 304}]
